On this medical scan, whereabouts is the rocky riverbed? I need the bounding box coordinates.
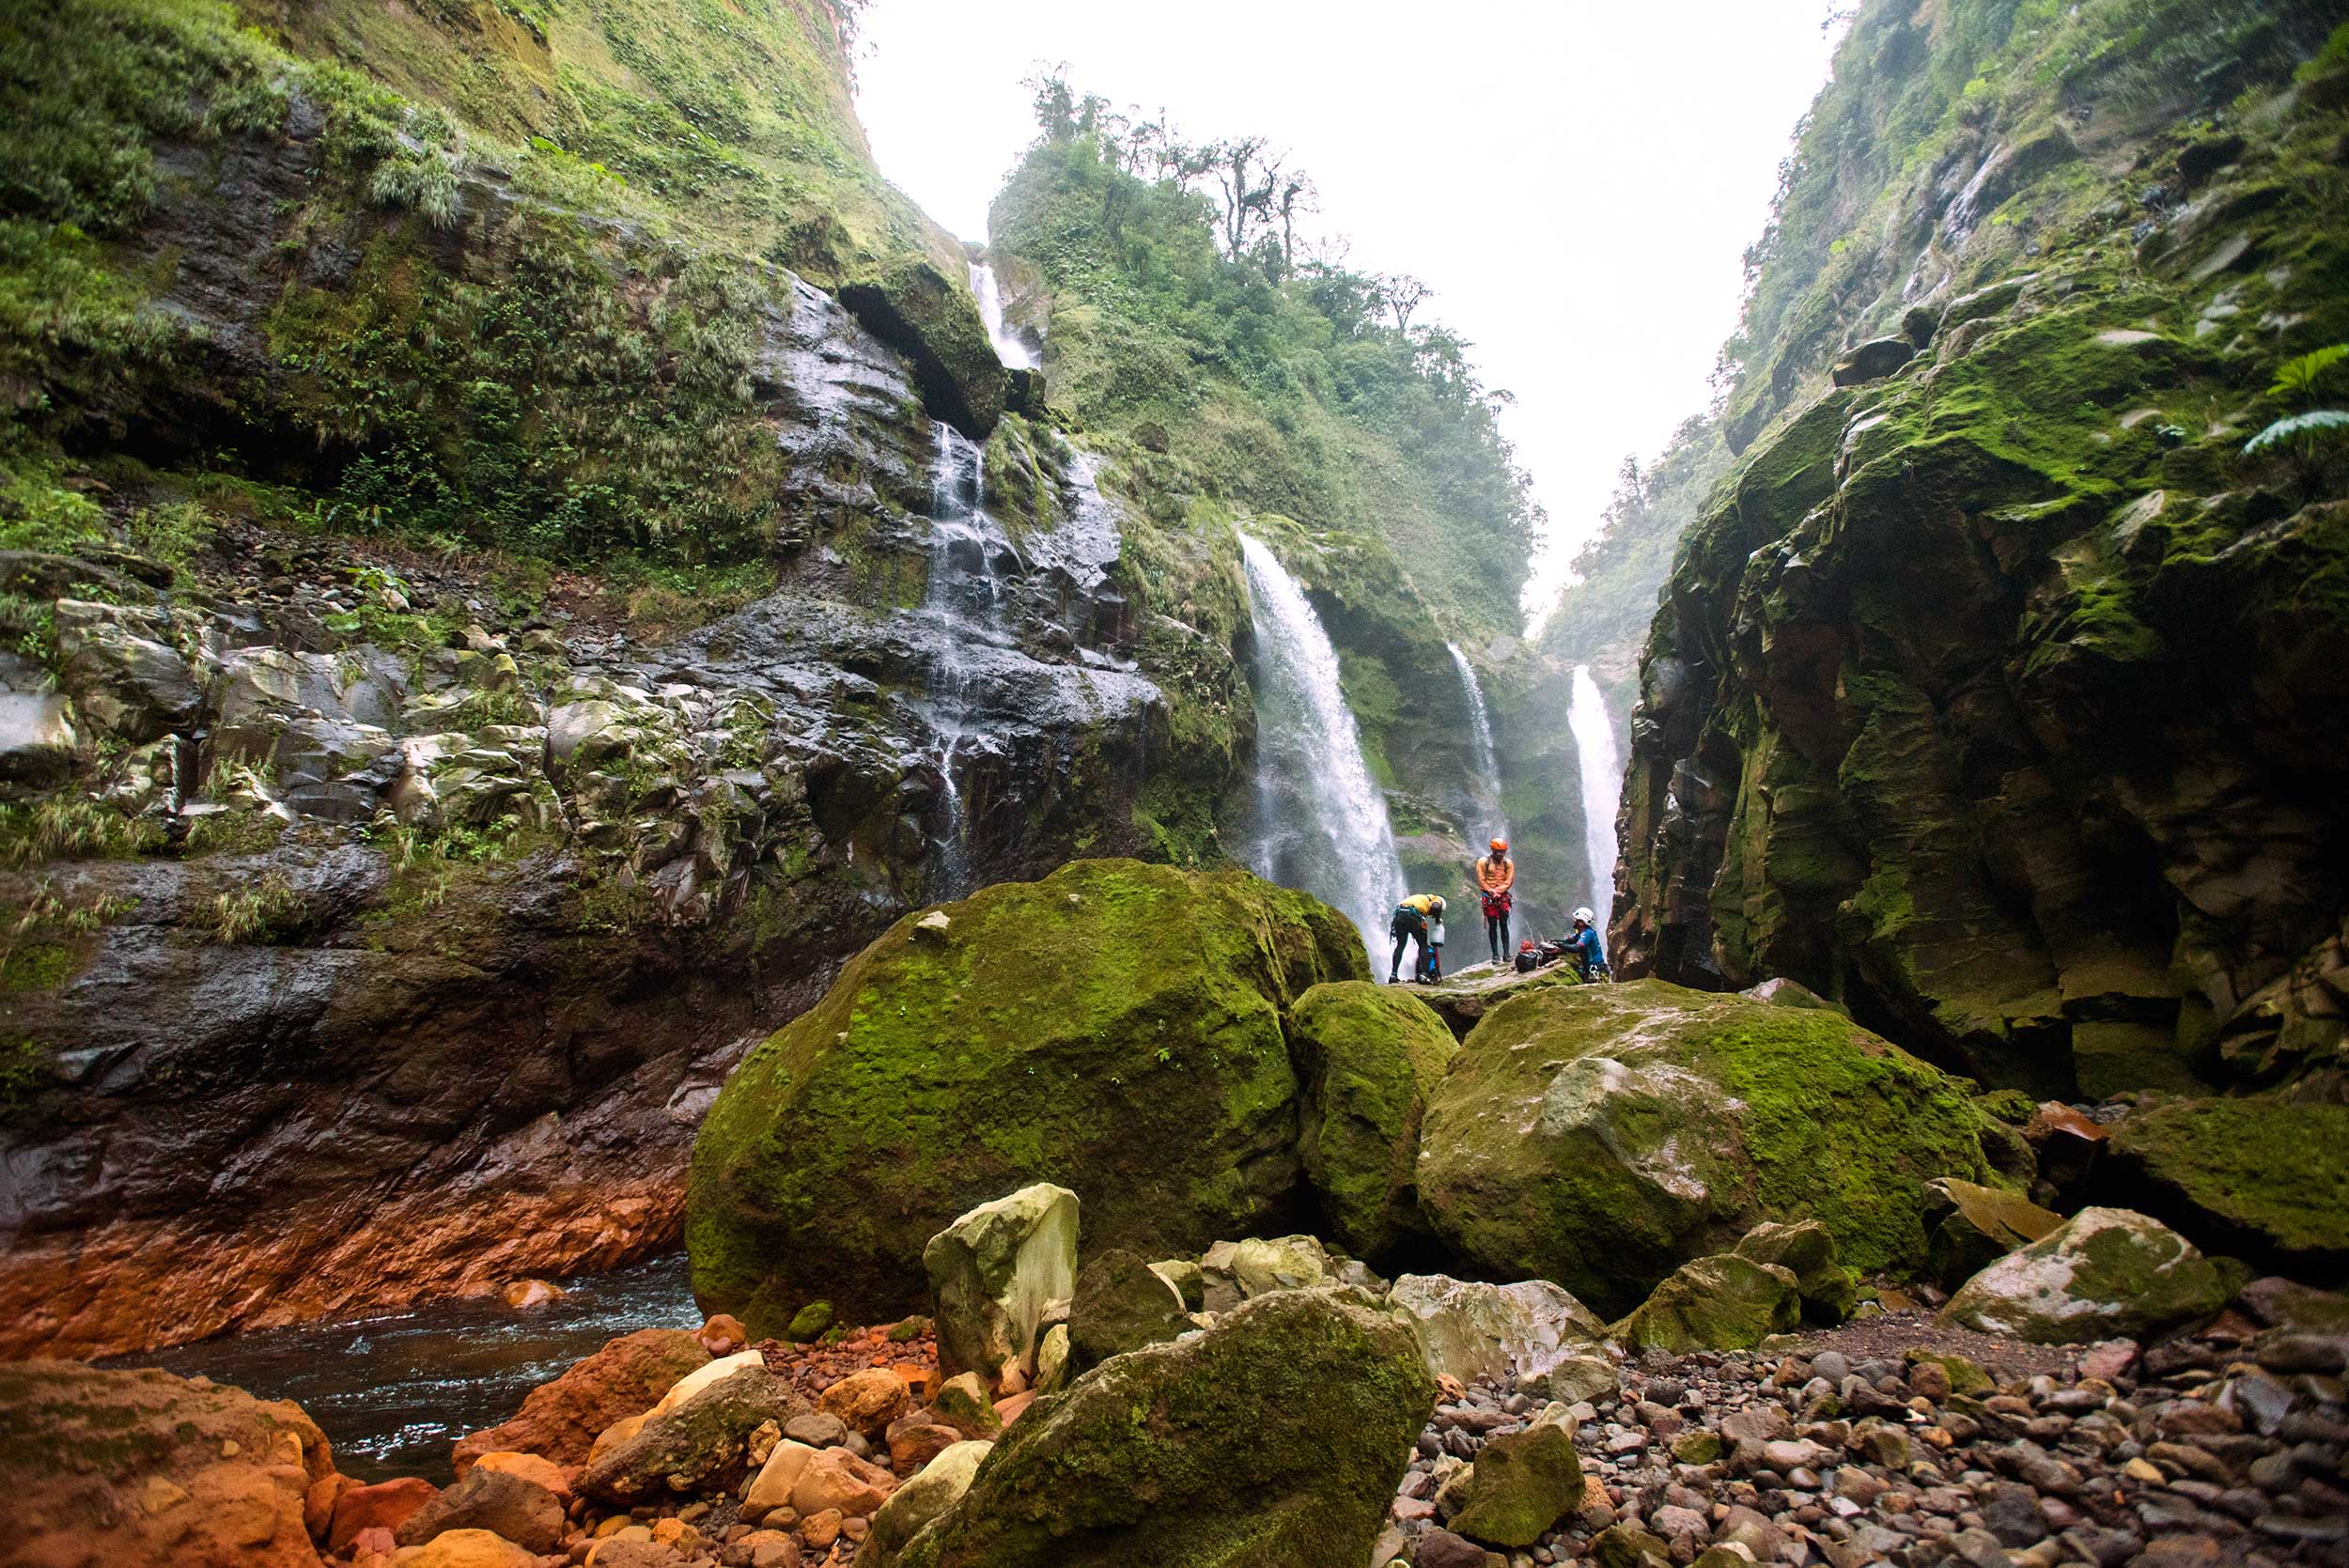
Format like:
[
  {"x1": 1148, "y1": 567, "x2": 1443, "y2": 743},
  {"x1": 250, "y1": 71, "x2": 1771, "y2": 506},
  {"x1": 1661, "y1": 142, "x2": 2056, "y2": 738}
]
[{"x1": 1396, "y1": 1306, "x2": 2349, "y2": 1568}]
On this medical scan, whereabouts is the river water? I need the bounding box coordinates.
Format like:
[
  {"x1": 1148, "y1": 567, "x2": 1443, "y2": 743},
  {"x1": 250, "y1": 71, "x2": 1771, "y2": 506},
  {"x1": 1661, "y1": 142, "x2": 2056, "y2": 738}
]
[{"x1": 107, "y1": 1254, "x2": 699, "y2": 1484}]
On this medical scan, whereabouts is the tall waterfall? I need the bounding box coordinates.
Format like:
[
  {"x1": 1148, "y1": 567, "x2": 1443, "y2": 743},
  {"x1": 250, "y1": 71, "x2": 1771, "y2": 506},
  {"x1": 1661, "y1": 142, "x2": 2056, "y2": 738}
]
[
  {"x1": 1238, "y1": 532, "x2": 1408, "y2": 972},
  {"x1": 1568, "y1": 664, "x2": 1622, "y2": 921},
  {"x1": 1447, "y1": 641, "x2": 1507, "y2": 844},
  {"x1": 920, "y1": 422, "x2": 1004, "y2": 898},
  {"x1": 968, "y1": 261, "x2": 1036, "y2": 370}
]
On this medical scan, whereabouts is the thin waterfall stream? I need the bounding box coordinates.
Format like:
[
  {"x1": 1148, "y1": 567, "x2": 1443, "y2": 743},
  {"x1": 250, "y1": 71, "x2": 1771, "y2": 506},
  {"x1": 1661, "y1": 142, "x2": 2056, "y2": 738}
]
[
  {"x1": 919, "y1": 422, "x2": 1008, "y2": 898},
  {"x1": 1238, "y1": 532, "x2": 1408, "y2": 972},
  {"x1": 969, "y1": 260, "x2": 1036, "y2": 370},
  {"x1": 1447, "y1": 640, "x2": 1507, "y2": 845},
  {"x1": 1568, "y1": 664, "x2": 1622, "y2": 921}
]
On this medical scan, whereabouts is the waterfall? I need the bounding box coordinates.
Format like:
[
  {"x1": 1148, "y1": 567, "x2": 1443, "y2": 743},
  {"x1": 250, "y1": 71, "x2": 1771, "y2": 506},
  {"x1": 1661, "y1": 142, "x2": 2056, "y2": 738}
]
[
  {"x1": 920, "y1": 422, "x2": 1005, "y2": 898},
  {"x1": 1238, "y1": 532, "x2": 1408, "y2": 972},
  {"x1": 1568, "y1": 664, "x2": 1622, "y2": 921},
  {"x1": 968, "y1": 261, "x2": 1036, "y2": 371},
  {"x1": 1447, "y1": 641, "x2": 1507, "y2": 844}
]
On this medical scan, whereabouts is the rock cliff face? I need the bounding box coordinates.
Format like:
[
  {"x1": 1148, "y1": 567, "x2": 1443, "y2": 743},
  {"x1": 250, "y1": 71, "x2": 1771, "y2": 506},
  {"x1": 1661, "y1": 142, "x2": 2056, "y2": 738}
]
[
  {"x1": 0, "y1": 0, "x2": 1220, "y2": 1357},
  {"x1": 1615, "y1": 1, "x2": 2349, "y2": 1101}
]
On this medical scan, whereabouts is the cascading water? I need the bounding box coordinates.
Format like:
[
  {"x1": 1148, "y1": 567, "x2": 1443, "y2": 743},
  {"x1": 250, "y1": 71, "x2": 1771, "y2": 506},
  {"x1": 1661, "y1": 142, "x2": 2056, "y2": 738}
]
[
  {"x1": 920, "y1": 423, "x2": 1003, "y2": 898},
  {"x1": 1568, "y1": 664, "x2": 1623, "y2": 921},
  {"x1": 1447, "y1": 641, "x2": 1507, "y2": 844},
  {"x1": 968, "y1": 260, "x2": 1036, "y2": 370},
  {"x1": 1238, "y1": 532, "x2": 1408, "y2": 972}
]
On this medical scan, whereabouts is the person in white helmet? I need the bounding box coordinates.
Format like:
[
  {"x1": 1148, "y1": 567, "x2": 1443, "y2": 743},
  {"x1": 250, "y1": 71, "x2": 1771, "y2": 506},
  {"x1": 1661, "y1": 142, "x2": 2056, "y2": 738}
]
[{"x1": 1566, "y1": 906, "x2": 1609, "y2": 981}]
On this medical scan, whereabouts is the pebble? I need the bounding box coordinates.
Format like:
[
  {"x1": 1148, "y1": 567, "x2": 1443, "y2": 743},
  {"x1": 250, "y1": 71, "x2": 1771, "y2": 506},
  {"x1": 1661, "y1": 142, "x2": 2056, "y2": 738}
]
[{"x1": 1384, "y1": 1313, "x2": 2349, "y2": 1568}]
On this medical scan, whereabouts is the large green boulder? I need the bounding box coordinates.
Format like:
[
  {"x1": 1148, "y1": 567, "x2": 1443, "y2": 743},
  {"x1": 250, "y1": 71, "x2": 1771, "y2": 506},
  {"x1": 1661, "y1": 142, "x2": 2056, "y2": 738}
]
[
  {"x1": 1289, "y1": 981, "x2": 1458, "y2": 1257},
  {"x1": 1941, "y1": 1206, "x2": 2231, "y2": 1343},
  {"x1": 1416, "y1": 979, "x2": 1998, "y2": 1315},
  {"x1": 688, "y1": 860, "x2": 1365, "y2": 1335},
  {"x1": 2103, "y1": 1096, "x2": 2349, "y2": 1272},
  {"x1": 895, "y1": 1289, "x2": 1435, "y2": 1567}
]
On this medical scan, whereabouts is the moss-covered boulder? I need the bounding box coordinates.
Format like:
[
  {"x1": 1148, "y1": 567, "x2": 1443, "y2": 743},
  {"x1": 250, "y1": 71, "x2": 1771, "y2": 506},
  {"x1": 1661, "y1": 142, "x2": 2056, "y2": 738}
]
[
  {"x1": 1448, "y1": 1421, "x2": 1584, "y2": 1547},
  {"x1": 1416, "y1": 979, "x2": 1998, "y2": 1315},
  {"x1": 895, "y1": 1288, "x2": 1435, "y2": 1567},
  {"x1": 688, "y1": 860, "x2": 1366, "y2": 1335},
  {"x1": 577, "y1": 1366, "x2": 808, "y2": 1506},
  {"x1": 837, "y1": 257, "x2": 1006, "y2": 439},
  {"x1": 2103, "y1": 1097, "x2": 2349, "y2": 1272},
  {"x1": 1922, "y1": 1177, "x2": 2064, "y2": 1289},
  {"x1": 1732, "y1": 1219, "x2": 1858, "y2": 1325},
  {"x1": 1066, "y1": 1248, "x2": 1190, "y2": 1374},
  {"x1": 1289, "y1": 981, "x2": 1458, "y2": 1257},
  {"x1": 1941, "y1": 1206, "x2": 2231, "y2": 1344},
  {"x1": 1614, "y1": 1253, "x2": 1801, "y2": 1354}
]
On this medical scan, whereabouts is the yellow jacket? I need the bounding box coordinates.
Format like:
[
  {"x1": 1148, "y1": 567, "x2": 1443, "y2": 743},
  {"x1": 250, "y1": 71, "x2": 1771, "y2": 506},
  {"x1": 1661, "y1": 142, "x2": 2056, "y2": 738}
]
[
  {"x1": 1475, "y1": 855, "x2": 1515, "y2": 894},
  {"x1": 1399, "y1": 893, "x2": 1445, "y2": 919}
]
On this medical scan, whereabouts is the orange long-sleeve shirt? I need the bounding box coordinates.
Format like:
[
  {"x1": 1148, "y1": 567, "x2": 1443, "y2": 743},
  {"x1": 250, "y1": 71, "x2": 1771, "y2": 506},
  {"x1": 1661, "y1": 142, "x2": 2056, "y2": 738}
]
[{"x1": 1475, "y1": 855, "x2": 1515, "y2": 894}]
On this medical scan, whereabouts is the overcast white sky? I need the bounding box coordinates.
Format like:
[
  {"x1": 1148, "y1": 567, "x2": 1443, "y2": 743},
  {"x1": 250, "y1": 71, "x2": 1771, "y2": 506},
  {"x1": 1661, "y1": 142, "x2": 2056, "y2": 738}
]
[{"x1": 852, "y1": 1, "x2": 1844, "y2": 630}]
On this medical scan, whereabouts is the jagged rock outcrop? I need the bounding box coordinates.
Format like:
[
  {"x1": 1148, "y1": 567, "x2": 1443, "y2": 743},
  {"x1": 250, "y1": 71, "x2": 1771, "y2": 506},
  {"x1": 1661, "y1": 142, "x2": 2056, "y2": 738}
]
[{"x1": 1613, "y1": 3, "x2": 2349, "y2": 1102}]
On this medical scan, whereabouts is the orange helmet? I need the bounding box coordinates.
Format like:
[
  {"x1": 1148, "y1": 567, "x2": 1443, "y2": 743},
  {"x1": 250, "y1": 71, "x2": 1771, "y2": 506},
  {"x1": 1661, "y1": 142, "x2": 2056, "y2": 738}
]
[{"x1": 1490, "y1": 838, "x2": 1507, "y2": 853}]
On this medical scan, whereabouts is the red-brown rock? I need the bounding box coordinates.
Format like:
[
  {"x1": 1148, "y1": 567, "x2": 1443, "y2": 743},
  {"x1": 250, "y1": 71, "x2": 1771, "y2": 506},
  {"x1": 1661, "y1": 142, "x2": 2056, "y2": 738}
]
[
  {"x1": 788, "y1": 1450, "x2": 895, "y2": 1518},
  {"x1": 329, "y1": 1477, "x2": 440, "y2": 1553},
  {"x1": 696, "y1": 1314, "x2": 749, "y2": 1356},
  {"x1": 815, "y1": 1367, "x2": 909, "y2": 1437},
  {"x1": 0, "y1": 1360, "x2": 335, "y2": 1568},
  {"x1": 452, "y1": 1327, "x2": 710, "y2": 1475}
]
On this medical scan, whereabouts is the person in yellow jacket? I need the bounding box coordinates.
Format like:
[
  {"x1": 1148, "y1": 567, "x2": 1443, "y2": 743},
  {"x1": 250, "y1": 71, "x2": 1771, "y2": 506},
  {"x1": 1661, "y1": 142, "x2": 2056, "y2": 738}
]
[
  {"x1": 1474, "y1": 837, "x2": 1516, "y2": 960},
  {"x1": 1389, "y1": 893, "x2": 1446, "y2": 984}
]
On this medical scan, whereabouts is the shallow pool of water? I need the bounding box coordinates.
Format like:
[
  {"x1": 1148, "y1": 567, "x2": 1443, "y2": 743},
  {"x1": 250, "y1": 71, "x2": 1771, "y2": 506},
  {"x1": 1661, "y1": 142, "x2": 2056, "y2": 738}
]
[{"x1": 108, "y1": 1254, "x2": 700, "y2": 1483}]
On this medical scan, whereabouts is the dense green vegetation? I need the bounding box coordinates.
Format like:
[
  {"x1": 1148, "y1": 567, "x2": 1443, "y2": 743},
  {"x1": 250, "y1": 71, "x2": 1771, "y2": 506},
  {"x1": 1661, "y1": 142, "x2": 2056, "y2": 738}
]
[
  {"x1": 0, "y1": 0, "x2": 950, "y2": 588},
  {"x1": 989, "y1": 80, "x2": 1543, "y2": 640}
]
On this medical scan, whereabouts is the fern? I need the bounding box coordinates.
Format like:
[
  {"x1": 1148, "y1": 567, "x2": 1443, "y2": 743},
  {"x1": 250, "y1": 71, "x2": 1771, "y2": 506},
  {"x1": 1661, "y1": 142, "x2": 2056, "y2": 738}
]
[
  {"x1": 2266, "y1": 344, "x2": 2349, "y2": 401},
  {"x1": 2243, "y1": 409, "x2": 2349, "y2": 455}
]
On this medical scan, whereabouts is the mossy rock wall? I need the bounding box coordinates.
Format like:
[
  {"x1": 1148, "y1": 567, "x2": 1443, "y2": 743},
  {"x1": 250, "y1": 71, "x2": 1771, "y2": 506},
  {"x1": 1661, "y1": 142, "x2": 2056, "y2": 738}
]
[
  {"x1": 686, "y1": 859, "x2": 1367, "y2": 1337},
  {"x1": 1613, "y1": 5, "x2": 2349, "y2": 1101},
  {"x1": 1416, "y1": 978, "x2": 1999, "y2": 1316}
]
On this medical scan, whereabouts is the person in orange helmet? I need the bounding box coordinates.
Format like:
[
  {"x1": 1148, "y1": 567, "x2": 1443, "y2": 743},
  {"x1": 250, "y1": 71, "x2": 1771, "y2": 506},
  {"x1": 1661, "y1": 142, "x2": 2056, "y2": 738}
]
[{"x1": 1474, "y1": 836, "x2": 1516, "y2": 961}]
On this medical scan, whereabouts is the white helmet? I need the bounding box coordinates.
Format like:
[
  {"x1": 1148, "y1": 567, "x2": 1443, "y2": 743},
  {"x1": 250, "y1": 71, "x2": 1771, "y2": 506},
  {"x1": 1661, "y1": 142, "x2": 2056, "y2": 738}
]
[{"x1": 1573, "y1": 907, "x2": 1595, "y2": 925}]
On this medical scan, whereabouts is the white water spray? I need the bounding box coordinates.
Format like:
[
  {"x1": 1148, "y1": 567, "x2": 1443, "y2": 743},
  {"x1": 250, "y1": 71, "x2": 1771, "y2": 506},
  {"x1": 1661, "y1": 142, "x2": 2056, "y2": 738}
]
[
  {"x1": 1239, "y1": 533, "x2": 1408, "y2": 972},
  {"x1": 1447, "y1": 641, "x2": 1507, "y2": 843},
  {"x1": 1568, "y1": 664, "x2": 1622, "y2": 922},
  {"x1": 968, "y1": 261, "x2": 1036, "y2": 371}
]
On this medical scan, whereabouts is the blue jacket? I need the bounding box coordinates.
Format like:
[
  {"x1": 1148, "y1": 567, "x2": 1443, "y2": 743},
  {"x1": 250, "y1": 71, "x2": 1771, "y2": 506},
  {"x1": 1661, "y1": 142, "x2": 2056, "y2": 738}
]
[{"x1": 1570, "y1": 925, "x2": 1607, "y2": 971}]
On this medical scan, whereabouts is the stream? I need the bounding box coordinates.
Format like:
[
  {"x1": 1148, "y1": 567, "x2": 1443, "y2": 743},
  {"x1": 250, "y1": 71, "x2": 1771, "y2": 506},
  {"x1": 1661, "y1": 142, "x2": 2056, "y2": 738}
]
[{"x1": 105, "y1": 1254, "x2": 700, "y2": 1484}]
